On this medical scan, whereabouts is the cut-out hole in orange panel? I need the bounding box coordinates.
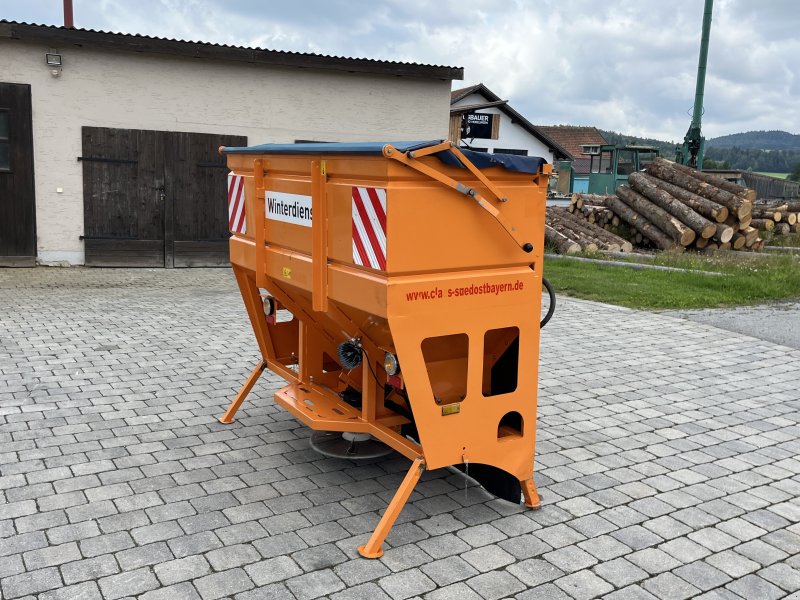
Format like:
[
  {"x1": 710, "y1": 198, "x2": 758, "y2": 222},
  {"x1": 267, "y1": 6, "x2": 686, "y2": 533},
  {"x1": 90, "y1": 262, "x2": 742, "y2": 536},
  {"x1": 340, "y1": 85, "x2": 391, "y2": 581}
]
[
  {"x1": 421, "y1": 333, "x2": 468, "y2": 405},
  {"x1": 498, "y1": 411, "x2": 523, "y2": 439},
  {"x1": 483, "y1": 327, "x2": 519, "y2": 397}
]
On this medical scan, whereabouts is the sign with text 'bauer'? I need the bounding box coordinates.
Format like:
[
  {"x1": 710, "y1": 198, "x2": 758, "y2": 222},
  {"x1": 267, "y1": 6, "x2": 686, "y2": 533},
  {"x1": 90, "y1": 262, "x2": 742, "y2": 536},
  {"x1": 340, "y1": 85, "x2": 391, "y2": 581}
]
[{"x1": 461, "y1": 112, "x2": 499, "y2": 140}]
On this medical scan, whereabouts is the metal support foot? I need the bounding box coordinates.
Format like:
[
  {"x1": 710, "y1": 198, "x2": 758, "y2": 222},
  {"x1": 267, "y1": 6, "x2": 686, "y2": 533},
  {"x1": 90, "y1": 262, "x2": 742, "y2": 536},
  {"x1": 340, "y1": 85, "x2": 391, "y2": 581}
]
[
  {"x1": 521, "y1": 478, "x2": 541, "y2": 509},
  {"x1": 218, "y1": 360, "x2": 267, "y2": 424},
  {"x1": 358, "y1": 456, "x2": 425, "y2": 558}
]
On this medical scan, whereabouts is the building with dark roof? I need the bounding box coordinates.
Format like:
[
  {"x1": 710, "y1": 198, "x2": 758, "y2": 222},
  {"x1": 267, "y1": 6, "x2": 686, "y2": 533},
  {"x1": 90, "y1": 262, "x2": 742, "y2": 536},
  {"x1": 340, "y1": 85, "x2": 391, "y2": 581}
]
[
  {"x1": 535, "y1": 125, "x2": 607, "y2": 176},
  {"x1": 449, "y1": 84, "x2": 569, "y2": 165},
  {"x1": 0, "y1": 20, "x2": 462, "y2": 266}
]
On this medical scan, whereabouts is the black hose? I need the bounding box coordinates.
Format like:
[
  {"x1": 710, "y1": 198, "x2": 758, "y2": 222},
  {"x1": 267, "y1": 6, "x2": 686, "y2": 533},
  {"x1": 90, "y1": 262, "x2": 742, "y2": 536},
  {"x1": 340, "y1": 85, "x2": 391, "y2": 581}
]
[{"x1": 540, "y1": 277, "x2": 556, "y2": 329}]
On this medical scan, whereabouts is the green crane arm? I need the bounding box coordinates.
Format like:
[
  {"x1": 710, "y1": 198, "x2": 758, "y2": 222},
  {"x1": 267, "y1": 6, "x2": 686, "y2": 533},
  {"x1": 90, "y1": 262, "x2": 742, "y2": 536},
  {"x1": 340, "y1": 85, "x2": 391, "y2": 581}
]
[{"x1": 678, "y1": 0, "x2": 713, "y2": 169}]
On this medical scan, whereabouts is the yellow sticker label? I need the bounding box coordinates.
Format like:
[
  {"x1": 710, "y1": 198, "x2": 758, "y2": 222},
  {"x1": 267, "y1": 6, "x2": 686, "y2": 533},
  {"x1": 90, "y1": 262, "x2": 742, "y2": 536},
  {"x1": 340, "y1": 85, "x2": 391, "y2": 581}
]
[
  {"x1": 282, "y1": 267, "x2": 292, "y2": 279},
  {"x1": 441, "y1": 403, "x2": 460, "y2": 416}
]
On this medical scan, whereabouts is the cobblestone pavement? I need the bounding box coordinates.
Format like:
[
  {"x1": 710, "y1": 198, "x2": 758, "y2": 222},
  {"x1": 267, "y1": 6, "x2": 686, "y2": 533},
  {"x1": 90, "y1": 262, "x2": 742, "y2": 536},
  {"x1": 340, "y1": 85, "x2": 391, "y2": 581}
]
[{"x1": 1, "y1": 267, "x2": 799, "y2": 600}]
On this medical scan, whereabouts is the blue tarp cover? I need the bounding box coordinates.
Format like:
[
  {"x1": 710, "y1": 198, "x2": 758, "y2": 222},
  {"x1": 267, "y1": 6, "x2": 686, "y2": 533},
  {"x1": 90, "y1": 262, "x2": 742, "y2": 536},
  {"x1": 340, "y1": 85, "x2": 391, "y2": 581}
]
[{"x1": 221, "y1": 140, "x2": 546, "y2": 174}]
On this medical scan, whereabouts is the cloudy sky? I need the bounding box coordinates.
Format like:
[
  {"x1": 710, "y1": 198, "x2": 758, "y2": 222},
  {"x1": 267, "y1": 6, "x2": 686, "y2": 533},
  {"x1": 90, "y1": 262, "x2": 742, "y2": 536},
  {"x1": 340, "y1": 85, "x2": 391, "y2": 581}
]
[{"x1": 5, "y1": 0, "x2": 799, "y2": 141}]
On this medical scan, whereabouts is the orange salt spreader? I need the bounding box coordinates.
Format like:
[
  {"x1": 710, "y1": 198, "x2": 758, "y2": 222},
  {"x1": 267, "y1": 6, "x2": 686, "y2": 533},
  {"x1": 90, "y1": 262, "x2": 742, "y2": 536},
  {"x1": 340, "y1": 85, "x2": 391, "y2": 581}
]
[{"x1": 218, "y1": 140, "x2": 552, "y2": 558}]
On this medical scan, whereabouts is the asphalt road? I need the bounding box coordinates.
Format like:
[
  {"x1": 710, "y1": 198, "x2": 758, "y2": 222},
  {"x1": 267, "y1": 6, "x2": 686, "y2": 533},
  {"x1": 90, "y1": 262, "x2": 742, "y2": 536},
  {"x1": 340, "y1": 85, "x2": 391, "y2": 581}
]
[{"x1": 666, "y1": 301, "x2": 800, "y2": 350}]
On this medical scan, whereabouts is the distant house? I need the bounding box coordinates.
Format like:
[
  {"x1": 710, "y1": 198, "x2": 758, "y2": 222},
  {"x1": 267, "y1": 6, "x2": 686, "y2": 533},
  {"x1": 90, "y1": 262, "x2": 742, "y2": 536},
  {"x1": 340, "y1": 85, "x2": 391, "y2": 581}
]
[
  {"x1": 450, "y1": 84, "x2": 569, "y2": 164},
  {"x1": 535, "y1": 126, "x2": 607, "y2": 193}
]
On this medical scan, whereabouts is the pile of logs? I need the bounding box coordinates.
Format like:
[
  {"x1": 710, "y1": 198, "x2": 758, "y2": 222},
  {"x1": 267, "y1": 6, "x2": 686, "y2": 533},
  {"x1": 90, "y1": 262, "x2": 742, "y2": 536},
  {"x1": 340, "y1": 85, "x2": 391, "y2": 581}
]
[
  {"x1": 751, "y1": 201, "x2": 800, "y2": 237},
  {"x1": 567, "y1": 157, "x2": 762, "y2": 253},
  {"x1": 568, "y1": 200, "x2": 620, "y2": 228},
  {"x1": 545, "y1": 207, "x2": 633, "y2": 254}
]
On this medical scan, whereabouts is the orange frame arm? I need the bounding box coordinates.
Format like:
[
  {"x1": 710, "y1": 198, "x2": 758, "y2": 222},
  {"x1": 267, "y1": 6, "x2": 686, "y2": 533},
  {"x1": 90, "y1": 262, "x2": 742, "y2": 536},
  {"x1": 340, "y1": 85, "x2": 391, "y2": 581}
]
[{"x1": 382, "y1": 144, "x2": 534, "y2": 253}]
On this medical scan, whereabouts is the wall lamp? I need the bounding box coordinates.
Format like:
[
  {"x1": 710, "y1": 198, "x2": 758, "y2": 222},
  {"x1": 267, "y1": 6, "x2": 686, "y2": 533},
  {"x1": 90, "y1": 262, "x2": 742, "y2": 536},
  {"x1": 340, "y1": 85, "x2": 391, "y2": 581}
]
[{"x1": 45, "y1": 52, "x2": 63, "y2": 78}]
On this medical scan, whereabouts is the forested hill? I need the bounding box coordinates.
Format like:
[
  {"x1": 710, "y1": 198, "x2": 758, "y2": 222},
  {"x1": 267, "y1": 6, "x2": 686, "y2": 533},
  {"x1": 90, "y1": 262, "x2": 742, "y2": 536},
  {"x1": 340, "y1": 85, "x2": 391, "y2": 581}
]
[
  {"x1": 599, "y1": 130, "x2": 676, "y2": 156},
  {"x1": 704, "y1": 147, "x2": 800, "y2": 173},
  {"x1": 707, "y1": 130, "x2": 800, "y2": 150},
  {"x1": 598, "y1": 129, "x2": 800, "y2": 173}
]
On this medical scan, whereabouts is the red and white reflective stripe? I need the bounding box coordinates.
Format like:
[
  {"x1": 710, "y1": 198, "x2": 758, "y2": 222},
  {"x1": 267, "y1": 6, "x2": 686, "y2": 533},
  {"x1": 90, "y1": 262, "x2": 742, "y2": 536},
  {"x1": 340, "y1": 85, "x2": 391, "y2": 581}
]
[
  {"x1": 227, "y1": 173, "x2": 246, "y2": 234},
  {"x1": 352, "y1": 186, "x2": 387, "y2": 270}
]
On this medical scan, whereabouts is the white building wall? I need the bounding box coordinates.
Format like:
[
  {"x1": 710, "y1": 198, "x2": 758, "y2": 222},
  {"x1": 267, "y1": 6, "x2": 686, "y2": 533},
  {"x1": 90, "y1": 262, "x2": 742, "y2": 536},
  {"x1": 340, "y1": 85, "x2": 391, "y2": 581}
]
[
  {"x1": 0, "y1": 41, "x2": 451, "y2": 265},
  {"x1": 452, "y1": 93, "x2": 554, "y2": 164}
]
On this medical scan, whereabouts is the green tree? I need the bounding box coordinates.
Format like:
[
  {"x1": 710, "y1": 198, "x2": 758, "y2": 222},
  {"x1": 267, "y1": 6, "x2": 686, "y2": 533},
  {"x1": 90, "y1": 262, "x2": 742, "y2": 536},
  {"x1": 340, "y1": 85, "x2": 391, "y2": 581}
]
[
  {"x1": 702, "y1": 159, "x2": 731, "y2": 169},
  {"x1": 789, "y1": 162, "x2": 800, "y2": 182}
]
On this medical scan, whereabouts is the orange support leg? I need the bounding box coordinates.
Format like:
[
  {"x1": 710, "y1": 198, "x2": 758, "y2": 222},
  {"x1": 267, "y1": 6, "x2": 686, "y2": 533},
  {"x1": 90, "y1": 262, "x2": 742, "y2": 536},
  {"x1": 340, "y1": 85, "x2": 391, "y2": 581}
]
[
  {"x1": 521, "y1": 478, "x2": 541, "y2": 509},
  {"x1": 219, "y1": 360, "x2": 267, "y2": 424},
  {"x1": 358, "y1": 457, "x2": 425, "y2": 559}
]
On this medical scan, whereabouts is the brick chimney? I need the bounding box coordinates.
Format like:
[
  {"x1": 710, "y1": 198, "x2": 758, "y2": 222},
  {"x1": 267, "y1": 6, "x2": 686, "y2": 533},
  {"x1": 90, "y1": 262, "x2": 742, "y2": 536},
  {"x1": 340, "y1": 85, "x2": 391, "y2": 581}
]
[{"x1": 64, "y1": 0, "x2": 74, "y2": 28}]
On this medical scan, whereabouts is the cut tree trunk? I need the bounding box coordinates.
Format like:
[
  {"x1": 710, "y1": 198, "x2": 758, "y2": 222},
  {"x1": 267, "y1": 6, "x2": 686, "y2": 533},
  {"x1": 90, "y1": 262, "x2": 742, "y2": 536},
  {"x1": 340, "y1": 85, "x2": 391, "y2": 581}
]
[
  {"x1": 713, "y1": 223, "x2": 735, "y2": 244},
  {"x1": 549, "y1": 210, "x2": 632, "y2": 252},
  {"x1": 547, "y1": 212, "x2": 603, "y2": 251},
  {"x1": 773, "y1": 223, "x2": 791, "y2": 235},
  {"x1": 549, "y1": 212, "x2": 614, "y2": 251},
  {"x1": 547, "y1": 219, "x2": 599, "y2": 252},
  {"x1": 752, "y1": 210, "x2": 783, "y2": 221},
  {"x1": 731, "y1": 232, "x2": 747, "y2": 250},
  {"x1": 600, "y1": 209, "x2": 614, "y2": 224},
  {"x1": 571, "y1": 193, "x2": 616, "y2": 208},
  {"x1": 616, "y1": 186, "x2": 695, "y2": 246},
  {"x1": 547, "y1": 210, "x2": 633, "y2": 252},
  {"x1": 754, "y1": 202, "x2": 788, "y2": 211},
  {"x1": 657, "y1": 157, "x2": 757, "y2": 201},
  {"x1": 750, "y1": 218, "x2": 775, "y2": 231},
  {"x1": 724, "y1": 213, "x2": 752, "y2": 231},
  {"x1": 605, "y1": 194, "x2": 679, "y2": 250},
  {"x1": 629, "y1": 172, "x2": 716, "y2": 239},
  {"x1": 545, "y1": 225, "x2": 580, "y2": 254},
  {"x1": 637, "y1": 173, "x2": 728, "y2": 223},
  {"x1": 646, "y1": 160, "x2": 753, "y2": 219},
  {"x1": 737, "y1": 214, "x2": 753, "y2": 230},
  {"x1": 743, "y1": 226, "x2": 759, "y2": 246}
]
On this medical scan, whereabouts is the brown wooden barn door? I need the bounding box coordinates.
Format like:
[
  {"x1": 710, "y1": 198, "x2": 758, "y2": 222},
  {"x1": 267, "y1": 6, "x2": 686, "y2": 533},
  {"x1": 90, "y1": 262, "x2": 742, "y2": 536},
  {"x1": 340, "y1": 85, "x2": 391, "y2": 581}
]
[
  {"x1": 168, "y1": 131, "x2": 246, "y2": 267},
  {"x1": 82, "y1": 127, "x2": 165, "y2": 267},
  {"x1": 0, "y1": 83, "x2": 36, "y2": 266},
  {"x1": 83, "y1": 127, "x2": 245, "y2": 267}
]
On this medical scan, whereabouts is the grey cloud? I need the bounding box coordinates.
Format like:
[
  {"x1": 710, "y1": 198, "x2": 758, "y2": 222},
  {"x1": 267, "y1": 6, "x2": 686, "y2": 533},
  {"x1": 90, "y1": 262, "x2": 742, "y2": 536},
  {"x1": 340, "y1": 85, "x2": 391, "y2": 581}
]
[{"x1": 3, "y1": 0, "x2": 798, "y2": 139}]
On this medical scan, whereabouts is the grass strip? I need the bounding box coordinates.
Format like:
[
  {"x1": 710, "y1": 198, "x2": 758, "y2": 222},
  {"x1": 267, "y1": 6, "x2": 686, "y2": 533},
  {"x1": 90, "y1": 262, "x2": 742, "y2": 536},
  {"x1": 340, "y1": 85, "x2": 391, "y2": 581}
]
[{"x1": 543, "y1": 251, "x2": 800, "y2": 309}]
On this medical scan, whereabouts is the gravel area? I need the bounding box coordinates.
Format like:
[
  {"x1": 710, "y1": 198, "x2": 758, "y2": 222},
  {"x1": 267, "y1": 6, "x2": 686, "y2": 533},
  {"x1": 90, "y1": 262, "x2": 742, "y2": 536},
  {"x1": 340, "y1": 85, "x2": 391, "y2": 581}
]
[{"x1": 666, "y1": 301, "x2": 800, "y2": 350}]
